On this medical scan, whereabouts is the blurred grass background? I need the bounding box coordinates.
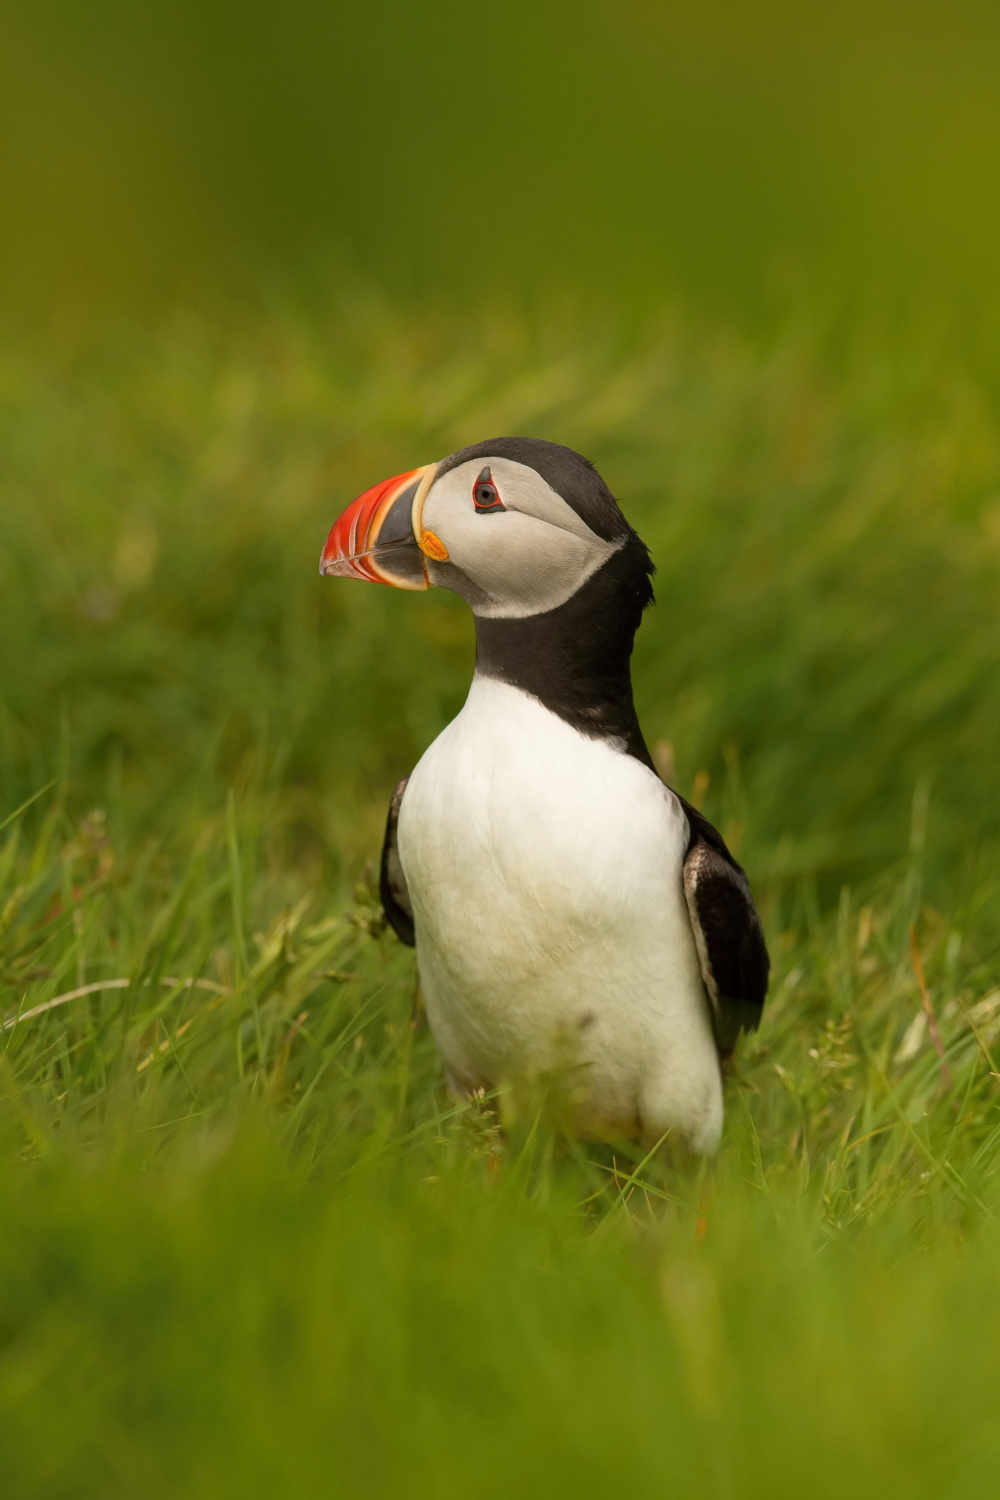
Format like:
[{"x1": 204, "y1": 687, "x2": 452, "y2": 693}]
[{"x1": 4, "y1": 2, "x2": 1000, "y2": 1494}]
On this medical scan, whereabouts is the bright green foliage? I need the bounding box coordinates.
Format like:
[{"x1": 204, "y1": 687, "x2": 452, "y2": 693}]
[{"x1": 2, "y1": 301, "x2": 1000, "y2": 1496}]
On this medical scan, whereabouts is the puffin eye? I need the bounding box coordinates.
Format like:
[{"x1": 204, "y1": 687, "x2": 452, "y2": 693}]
[{"x1": 472, "y1": 466, "x2": 505, "y2": 514}]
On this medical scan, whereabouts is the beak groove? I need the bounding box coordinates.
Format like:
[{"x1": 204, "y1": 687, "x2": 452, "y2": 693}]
[{"x1": 320, "y1": 464, "x2": 437, "y2": 590}]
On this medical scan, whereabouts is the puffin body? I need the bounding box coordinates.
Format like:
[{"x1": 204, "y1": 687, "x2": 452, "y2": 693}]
[
  {"x1": 322, "y1": 437, "x2": 768, "y2": 1153},
  {"x1": 398, "y1": 677, "x2": 723, "y2": 1150}
]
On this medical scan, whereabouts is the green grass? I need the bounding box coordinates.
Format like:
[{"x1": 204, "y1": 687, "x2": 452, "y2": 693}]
[{"x1": 3, "y1": 295, "x2": 1000, "y2": 1496}]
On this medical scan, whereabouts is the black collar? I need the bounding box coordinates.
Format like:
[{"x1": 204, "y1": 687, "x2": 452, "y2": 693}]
[{"x1": 472, "y1": 533, "x2": 656, "y2": 769}]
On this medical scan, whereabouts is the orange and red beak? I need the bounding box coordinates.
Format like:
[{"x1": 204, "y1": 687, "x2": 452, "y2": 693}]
[{"x1": 320, "y1": 463, "x2": 438, "y2": 590}]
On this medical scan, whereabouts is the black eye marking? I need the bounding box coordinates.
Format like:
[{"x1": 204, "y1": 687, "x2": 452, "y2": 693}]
[{"x1": 472, "y1": 466, "x2": 505, "y2": 514}]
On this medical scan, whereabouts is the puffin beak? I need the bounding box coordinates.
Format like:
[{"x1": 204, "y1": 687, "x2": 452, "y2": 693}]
[{"x1": 320, "y1": 463, "x2": 438, "y2": 590}]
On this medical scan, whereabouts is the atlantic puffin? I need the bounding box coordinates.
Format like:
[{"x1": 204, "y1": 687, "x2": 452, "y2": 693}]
[{"x1": 321, "y1": 438, "x2": 768, "y2": 1153}]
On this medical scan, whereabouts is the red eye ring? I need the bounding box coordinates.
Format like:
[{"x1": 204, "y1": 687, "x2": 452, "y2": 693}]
[{"x1": 472, "y1": 466, "x2": 505, "y2": 513}]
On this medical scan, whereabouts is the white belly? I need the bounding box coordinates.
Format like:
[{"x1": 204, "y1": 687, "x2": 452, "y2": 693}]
[{"x1": 396, "y1": 677, "x2": 723, "y2": 1153}]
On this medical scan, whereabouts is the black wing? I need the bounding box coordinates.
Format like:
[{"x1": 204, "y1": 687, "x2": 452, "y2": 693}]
[
  {"x1": 674, "y1": 793, "x2": 769, "y2": 1057},
  {"x1": 379, "y1": 776, "x2": 415, "y2": 946}
]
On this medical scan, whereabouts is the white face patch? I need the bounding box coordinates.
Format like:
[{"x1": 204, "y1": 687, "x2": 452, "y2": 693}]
[{"x1": 418, "y1": 457, "x2": 622, "y2": 618}]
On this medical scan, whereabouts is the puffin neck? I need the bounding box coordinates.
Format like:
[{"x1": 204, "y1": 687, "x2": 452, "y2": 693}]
[{"x1": 471, "y1": 533, "x2": 655, "y2": 769}]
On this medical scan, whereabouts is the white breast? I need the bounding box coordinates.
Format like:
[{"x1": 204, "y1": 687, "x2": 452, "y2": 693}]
[{"x1": 396, "y1": 677, "x2": 723, "y2": 1153}]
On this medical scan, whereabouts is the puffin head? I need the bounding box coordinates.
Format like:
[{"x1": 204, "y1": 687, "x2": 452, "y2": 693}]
[{"x1": 321, "y1": 437, "x2": 647, "y2": 620}]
